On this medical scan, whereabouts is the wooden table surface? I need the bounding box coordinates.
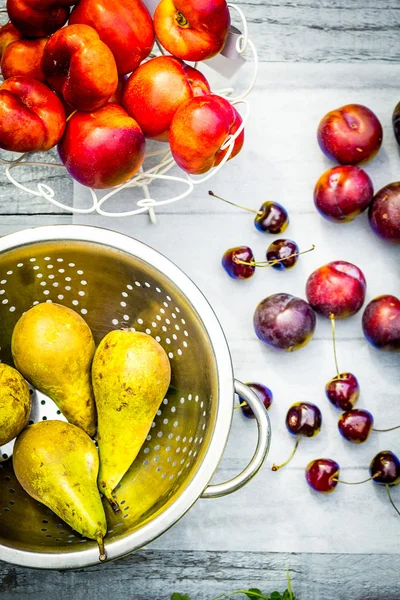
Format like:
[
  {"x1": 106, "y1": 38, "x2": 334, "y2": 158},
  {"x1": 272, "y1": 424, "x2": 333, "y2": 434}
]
[{"x1": 1, "y1": 2, "x2": 400, "y2": 599}]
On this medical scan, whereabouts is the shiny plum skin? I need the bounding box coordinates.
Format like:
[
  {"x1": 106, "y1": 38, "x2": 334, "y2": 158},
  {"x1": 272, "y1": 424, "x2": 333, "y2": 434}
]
[
  {"x1": 266, "y1": 239, "x2": 299, "y2": 270},
  {"x1": 317, "y1": 104, "x2": 383, "y2": 165},
  {"x1": 222, "y1": 246, "x2": 255, "y2": 280},
  {"x1": 238, "y1": 383, "x2": 273, "y2": 418},
  {"x1": 325, "y1": 373, "x2": 360, "y2": 411},
  {"x1": 369, "y1": 451, "x2": 400, "y2": 485},
  {"x1": 254, "y1": 293, "x2": 316, "y2": 352},
  {"x1": 306, "y1": 458, "x2": 340, "y2": 494},
  {"x1": 368, "y1": 182, "x2": 400, "y2": 244},
  {"x1": 254, "y1": 201, "x2": 289, "y2": 234},
  {"x1": 314, "y1": 166, "x2": 374, "y2": 223},
  {"x1": 392, "y1": 102, "x2": 400, "y2": 146},
  {"x1": 306, "y1": 261, "x2": 366, "y2": 319},
  {"x1": 286, "y1": 402, "x2": 322, "y2": 437},
  {"x1": 362, "y1": 295, "x2": 400, "y2": 352},
  {"x1": 338, "y1": 409, "x2": 374, "y2": 444}
]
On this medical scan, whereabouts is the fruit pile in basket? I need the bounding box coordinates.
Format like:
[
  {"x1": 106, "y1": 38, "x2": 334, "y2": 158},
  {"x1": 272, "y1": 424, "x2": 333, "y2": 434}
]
[
  {"x1": 0, "y1": 0, "x2": 245, "y2": 187},
  {"x1": 0, "y1": 302, "x2": 172, "y2": 561}
]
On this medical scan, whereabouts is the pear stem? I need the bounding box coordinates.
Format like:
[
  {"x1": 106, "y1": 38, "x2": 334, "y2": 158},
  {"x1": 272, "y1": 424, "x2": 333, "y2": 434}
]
[
  {"x1": 272, "y1": 437, "x2": 300, "y2": 471},
  {"x1": 97, "y1": 537, "x2": 107, "y2": 562},
  {"x1": 330, "y1": 314, "x2": 340, "y2": 377},
  {"x1": 373, "y1": 425, "x2": 400, "y2": 432},
  {"x1": 386, "y1": 485, "x2": 400, "y2": 517},
  {"x1": 208, "y1": 190, "x2": 261, "y2": 216},
  {"x1": 233, "y1": 244, "x2": 315, "y2": 269}
]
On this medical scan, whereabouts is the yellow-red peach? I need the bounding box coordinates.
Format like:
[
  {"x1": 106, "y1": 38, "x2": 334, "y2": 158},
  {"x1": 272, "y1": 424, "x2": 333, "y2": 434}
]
[
  {"x1": 0, "y1": 23, "x2": 23, "y2": 58},
  {"x1": 1, "y1": 38, "x2": 47, "y2": 81},
  {"x1": 6, "y1": 0, "x2": 73, "y2": 37},
  {"x1": 123, "y1": 56, "x2": 210, "y2": 141}
]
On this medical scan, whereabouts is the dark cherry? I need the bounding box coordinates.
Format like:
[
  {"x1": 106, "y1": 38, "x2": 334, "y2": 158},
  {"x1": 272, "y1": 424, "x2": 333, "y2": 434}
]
[
  {"x1": 338, "y1": 409, "x2": 374, "y2": 444},
  {"x1": 254, "y1": 201, "x2": 289, "y2": 234},
  {"x1": 370, "y1": 451, "x2": 400, "y2": 486},
  {"x1": 368, "y1": 182, "x2": 400, "y2": 244},
  {"x1": 222, "y1": 246, "x2": 255, "y2": 280},
  {"x1": 266, "y1": 238, "x2": 299, "y2": 270},
  {"x1": 254, "y1": 293, "x2": 316, "y2": 352},
  {"x1": 325, "y1": 372, "x2": 360, "y2": 411},
  {"x1": 305, "y1": 458, "x2": 340, "y2": 494},
  {"x1": 286, "y1": 402, "x2": 322, "y2": 437},
  {"x1": 393, "y1": 102, "x2": 400, "y2": 145},
  {"x1": 238, "y1": 383, "x2": 273, "y2": 418},
  {"x1": 306, "y1": 260, "x2": 366, "y2": 319},
  {"x1": 362, "y1": 295, "x2": 400, "y2": 352}
]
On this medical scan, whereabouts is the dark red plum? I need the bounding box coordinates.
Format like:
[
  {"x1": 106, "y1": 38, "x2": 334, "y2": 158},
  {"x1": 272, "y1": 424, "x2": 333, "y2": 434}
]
[
  {"x1": 254, "y1": 201, "x2": 289, "y2": 234},
  {"x1": 254, "y1": 293, "x2": 316, "y2": 352},
  {"x1": 286, "y1": 402, "x2": 322, "y2": 437},
  {"x1": 238, "y1": 383, "x2": 273, "y2": 418},
  {"x1": 266, "y1": 239, "x2": 299, "y2": 270},
  {"x1": 317, "y1": 103, "x2": 383, "y2": 165},
  {"x1": 370, "y1": 451, "x2": 400, "y2": 485},
  {"x1": 338, "y1": 409, "x2": 374, "y2": 444},
  {"x1": 306, "y1": 458, "x2": 340, "y2": 494},
  {"x1": 368, "y1": 182, "x2": 400, "y2": 244},
  {"x1": 392, "y1": 102, "x2": 400, "y2": 146},
  {"x1": 314, "y1": 166, "x2": 374, "y2": 223},
  {"x1": 222, "y1": 246, "x2": 255, "y2": 280},
  {"x1": 362, "y1": 295, "x2": 400, "y2": 351},
  {"x1": 325, "y1": 372, "x2": 359, "y2": 411},
  {"x1": 306, "y1": 261, "x2": 366, "y2": 319}
]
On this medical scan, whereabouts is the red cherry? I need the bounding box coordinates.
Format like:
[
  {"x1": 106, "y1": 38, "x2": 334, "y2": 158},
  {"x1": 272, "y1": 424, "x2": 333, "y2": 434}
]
[
  {"x1": 325, "y1": 373, "x2": 360, "y2": 411},
  {"x1": 306, "y1": 459, "x2": 340, "y2": 494},
  {"x1": 238, "y1": 383, "x2": 273, "y2": 418},
  {"x1": 222, "y1": 246, "x2": 255, "y2": 280},
  {"x1": 338, "y1": 409, "x2": 374, "y2": 444}
]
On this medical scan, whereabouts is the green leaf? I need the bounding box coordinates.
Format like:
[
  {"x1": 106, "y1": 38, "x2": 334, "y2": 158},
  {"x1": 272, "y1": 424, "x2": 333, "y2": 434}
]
[
  {"x1": 171, "y1": 594, "x2": 191, "y2": 600},
  {"x1": 270, "y1": 593, "x2": 283, "y2": 600},
  {"x1": 245, "y1": 589, "x2": 264, "y2": 599}
]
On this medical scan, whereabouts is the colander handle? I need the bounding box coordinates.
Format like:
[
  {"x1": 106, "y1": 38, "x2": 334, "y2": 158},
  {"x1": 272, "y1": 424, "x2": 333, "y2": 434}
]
[{"x1": 201, "y1": 379, "x2": 271, "y2": 499}]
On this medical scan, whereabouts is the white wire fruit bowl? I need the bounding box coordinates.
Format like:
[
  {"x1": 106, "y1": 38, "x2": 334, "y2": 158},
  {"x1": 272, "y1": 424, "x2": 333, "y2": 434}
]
[{"x1": 0, "y1": 4, "x2": 258, "y2": 223}]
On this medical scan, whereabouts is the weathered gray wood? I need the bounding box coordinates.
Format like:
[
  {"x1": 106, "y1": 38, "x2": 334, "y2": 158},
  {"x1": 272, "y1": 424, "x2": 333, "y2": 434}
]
[{"x1": 1, "y1": 550, "x2": 400, "y2": 600}]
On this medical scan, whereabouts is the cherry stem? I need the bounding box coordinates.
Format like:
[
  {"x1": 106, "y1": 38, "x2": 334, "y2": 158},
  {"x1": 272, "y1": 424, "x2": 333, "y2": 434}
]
[
  {"x1": 208, "y1": 190, "x2": 261, "y2": 216},
  {"x1": 272, "y1": 437, "x2": 300, "y2": 471},
  {"x1": 332, "y1": 472, "x2": 381, "y2": 485},
  {"x1": 373, "y1": 425, "x2": 400, "y2": 432},
  {"x1": 386, "y1": 485, "x2": 400, "y2": 518},
  {"x1": 330, "y1": 314, "x2": 340, "y2": 377},
  {"x1": 234, "y1": 402, "x2": 247, "y2": 410},
  {"x1": 233, "y1": 244, "x2": 316, "y2": 268}
]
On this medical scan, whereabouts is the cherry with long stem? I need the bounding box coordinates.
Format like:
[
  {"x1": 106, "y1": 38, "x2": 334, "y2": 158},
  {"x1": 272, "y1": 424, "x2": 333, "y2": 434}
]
[
  {"x1": 272, "y1": 438, "x2": 300, "y2": 471},
  {"x1": 234, "y1": 244, "x2": 315, "y2": 269}
]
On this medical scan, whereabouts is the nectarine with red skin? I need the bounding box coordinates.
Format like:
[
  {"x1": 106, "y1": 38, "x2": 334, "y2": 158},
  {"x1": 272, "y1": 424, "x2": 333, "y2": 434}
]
[
  {"x1": 314, "y1": 165, "x2": 374, "y2": 223},
  {"x1": 0, "y1": 76, "x2": 66, "y2": 152},
  {"x1": 368, "y1": 182, "x2": 400, "y2": 244},
  {"x1": 154, "y1": 0, "x2": 230, "y2": 62},
  {"x1": 42, "y1": 24, "x2": 118, "y2": 112},
  {"x1": 362, "y1": 295, "x2": 400, "y2": 352},
  {"x1": 1, "y1": 38, "x2": 47, "y2": 81},
  {"x1": 6, "y1": 0, "x2": 74, "y2": 37},
  {"x1": 169, "y1": 94, "x2": 244, "y2": 175},
  {"x1": 70, "y1": 0, "x2": 154, "y2": 75},
  {"x1": 317, "y1": 103, "x2": 383, "y2": 165},
  {"x1": 306, "y1": 261, "x2": 366, "y2": 319},
  {"x1": 0, "y1": 23, "x2": 22, "y2": 58},
  {"x1": 58, "y1": 104, "x2": 146, "y2": 189},
  {"x1": 123, "y1": 56, "x2": 210, "y2": 142}
]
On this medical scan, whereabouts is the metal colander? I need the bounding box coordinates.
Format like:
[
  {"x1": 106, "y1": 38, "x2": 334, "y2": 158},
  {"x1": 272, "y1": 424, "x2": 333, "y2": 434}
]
[{"x1": 0, "y1": 225, "x2": 271, "y2": 570}]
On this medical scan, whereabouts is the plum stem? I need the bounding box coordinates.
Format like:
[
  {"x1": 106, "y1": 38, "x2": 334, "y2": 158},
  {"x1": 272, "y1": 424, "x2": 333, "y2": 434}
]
[
  {"x1": 386, "y1": 485, "x2": 400, "y2": 518},
  {"x1": 272, "y1": 437, "x2": 300, "y2": 471},
  {"x1": 233, "y1": 244, "x2": 316, "y2": 268},
  {"x1": 330, "y1": 314, "x2": 340, "y2": 377},
  {"x1": 373, "y1": 425, "x2": 400, "y2": 432},
  {"x1": 208, "y1": 190, "x2": 261, "y2": 215}
]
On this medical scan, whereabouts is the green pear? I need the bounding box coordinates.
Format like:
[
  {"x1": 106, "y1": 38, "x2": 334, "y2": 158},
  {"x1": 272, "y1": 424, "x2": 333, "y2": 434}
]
[
  {"x1": 13, "y1": 420, "x2": 107, "y2": 561},
  {"x1": 11, "y1": 302, "x2": 96, "y2": 437},
  {"x1": 0, "y1": 363, "x2": 30, "y2": 446},
  {"x1": 92, "y1": 330, "x2": 171, "y2": 511}
]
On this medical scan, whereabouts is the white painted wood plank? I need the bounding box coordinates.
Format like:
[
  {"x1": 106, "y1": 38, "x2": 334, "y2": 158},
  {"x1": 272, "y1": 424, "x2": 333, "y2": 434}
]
[{"x1": 74, "y1": 63, "x2": 400, "y2": 555}]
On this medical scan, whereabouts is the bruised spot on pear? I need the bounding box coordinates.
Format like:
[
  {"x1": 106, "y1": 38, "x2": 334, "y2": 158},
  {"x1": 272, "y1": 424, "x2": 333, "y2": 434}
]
[
  {"x1": 0, "y1": 363, "x2": 31, "y2": 446},
  {"x1": 11, "y1": 302, "x2": 96, "y2": 437}
]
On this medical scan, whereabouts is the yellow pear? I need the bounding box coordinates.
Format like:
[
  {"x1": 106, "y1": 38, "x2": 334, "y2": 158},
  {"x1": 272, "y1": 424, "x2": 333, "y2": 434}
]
[
  {"x1": 11, "y1": 302, "x2": 96, "y2": 437},
  {"x1": 13, "y1": 420, "x2": 107, "y2": 561},
  {"x1": 0, "y1": 363, "x2": 30, "y2": 446},
  {"x1": 92, "y1": 330, "x2": 171, "y2": 510}
]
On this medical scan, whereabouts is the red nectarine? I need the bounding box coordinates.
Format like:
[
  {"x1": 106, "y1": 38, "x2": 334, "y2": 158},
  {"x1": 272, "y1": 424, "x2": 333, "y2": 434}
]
[
  {"x1": 0, "y1": 23, "x2": 22, "y2": 58},
  {"x1": 169, "y1": 94, "x2": 244, "y2": 175},
  {"x1": 42, "y1": 24, "x2": 118, "y2": 112},
  {"x1": 123, "y1": 56, "x2": 210, "y2": 141},
  {"x1": 58, "y1": 104, "x2": 146, "y2": 189},
  {"x1": 0, "y1": 76, "x2": 66, "y2": 152},
  {"x1": 1, "y1": 38, "x2": 47, "y2": 81},
  {"x1": 7, "y1": 0, "x2": 72, "y2": 37}
]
